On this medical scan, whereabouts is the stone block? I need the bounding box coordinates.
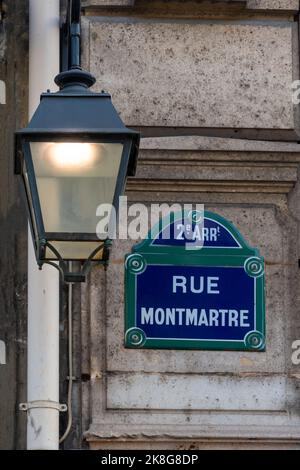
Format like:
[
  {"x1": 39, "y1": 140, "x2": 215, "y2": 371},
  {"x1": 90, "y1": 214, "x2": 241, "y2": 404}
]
[
  {"x1": 82, "y1": 0, "x2": 299, "y2": 11},
  {"x1": 82, "y1": 0, "x2": 134, "y2": 6},
  {"x1": 107, "y1": 373, "x2": 288, "y2": 410},
  {"x1": 247, "y1": 1, "x2": 299, "y2": 10},
  {"x1": 87, "y1": 19, "x2": 296, "y2": 129}
]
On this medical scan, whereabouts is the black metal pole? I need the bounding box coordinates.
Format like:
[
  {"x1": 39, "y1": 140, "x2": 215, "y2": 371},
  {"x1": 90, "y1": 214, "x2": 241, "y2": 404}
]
[
  {"x1": 70, "y1": 21, "x2": 81, "y2": 69},
  {"x1": 70, "y1": 0, "x2": 81, "y2": 69},
  {"x1": 63, "y1": 0, "x2": 81, "y2": 70},
  {"x1": 57, "y1": 0, "x2": 95, "y2": 89}
]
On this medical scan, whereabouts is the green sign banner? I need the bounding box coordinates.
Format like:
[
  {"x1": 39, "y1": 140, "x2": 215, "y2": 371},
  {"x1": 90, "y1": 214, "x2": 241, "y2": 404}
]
[{"x1": 125, "y1": 211, "x2": 265, "y2": 351}]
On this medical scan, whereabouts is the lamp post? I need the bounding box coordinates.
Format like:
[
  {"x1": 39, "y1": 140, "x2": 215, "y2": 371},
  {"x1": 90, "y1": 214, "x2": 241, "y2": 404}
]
[{"x1": 15, "y1": 0, "x2": 140, "y2": 283}]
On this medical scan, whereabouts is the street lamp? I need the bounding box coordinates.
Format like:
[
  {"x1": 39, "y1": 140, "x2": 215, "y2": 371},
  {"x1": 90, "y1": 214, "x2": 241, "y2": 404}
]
[{"x1": 15, "y1": 1, "x2": 140, "y2": 282}]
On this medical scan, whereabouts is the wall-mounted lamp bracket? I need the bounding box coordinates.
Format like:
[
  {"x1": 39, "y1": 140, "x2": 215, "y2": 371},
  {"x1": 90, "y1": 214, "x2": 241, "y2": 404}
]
[
  {"x1": 61, "y1": 0, "x2": 82, "y2": 72},
  {"x1": 37, "y1": 239, "x2": 112, "y2": 283}
]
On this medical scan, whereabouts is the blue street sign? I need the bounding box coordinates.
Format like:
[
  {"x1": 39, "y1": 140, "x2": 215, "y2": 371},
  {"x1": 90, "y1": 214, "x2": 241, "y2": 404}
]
[{"x1": 125, "y1": 211, "x2": 265, "y2": 351}]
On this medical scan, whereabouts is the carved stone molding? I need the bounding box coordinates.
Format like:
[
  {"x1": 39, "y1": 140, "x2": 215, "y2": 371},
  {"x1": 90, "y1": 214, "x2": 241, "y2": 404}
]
[{"x1": 81, "y1": 0, "x2": 298, "y2": 13}]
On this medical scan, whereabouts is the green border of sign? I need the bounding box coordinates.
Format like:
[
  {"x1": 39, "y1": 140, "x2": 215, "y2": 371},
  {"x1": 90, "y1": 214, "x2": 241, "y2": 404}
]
[{"x1": 124, "y1": 211, "x2": 265, "y2": 351}]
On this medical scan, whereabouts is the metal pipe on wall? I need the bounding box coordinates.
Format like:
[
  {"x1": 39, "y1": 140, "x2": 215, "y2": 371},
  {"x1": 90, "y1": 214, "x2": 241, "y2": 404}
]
[{"x1": 27, "y1": 0, "x2": 60, "y2": 450}]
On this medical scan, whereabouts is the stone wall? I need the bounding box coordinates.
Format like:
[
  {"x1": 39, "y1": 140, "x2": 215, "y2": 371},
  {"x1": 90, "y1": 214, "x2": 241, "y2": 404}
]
[
  {"x1": 79, "y1": 0, "x2": 300, "y2": 449},
  {"x1": 0, "y1": 0, "x2": 28, "y2": 450},
  {"x1": 87, "y1": 20, "x2": 296, "y2": 130}
]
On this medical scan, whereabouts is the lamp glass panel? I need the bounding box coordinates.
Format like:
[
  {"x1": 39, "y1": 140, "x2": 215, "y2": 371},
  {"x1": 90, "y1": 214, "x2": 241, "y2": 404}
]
[
  {"x1": 22, "y1": 159, "x2": 39, "y2": 242},
  {"x1": 30, "y1": 142, "x2": 123, "y2": 233},
  {"x1": 45, "y1": 241, "x2": 104, "y2": 261}
]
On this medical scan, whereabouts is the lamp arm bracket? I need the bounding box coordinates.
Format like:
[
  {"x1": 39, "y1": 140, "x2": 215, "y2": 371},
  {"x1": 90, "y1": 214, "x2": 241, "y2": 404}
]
[
  {"x1": 61, "y1": 0, "x2": 82, "y2": 72},
  {"x1": 63, "y1": 0, "x2": 81, "y2": 32},
  {"x1": 38, "y1": 239, "x2": 109, "y2": 283},
  {"x1": 71, "y1": 0, "x2": 81, "y2": 24}
]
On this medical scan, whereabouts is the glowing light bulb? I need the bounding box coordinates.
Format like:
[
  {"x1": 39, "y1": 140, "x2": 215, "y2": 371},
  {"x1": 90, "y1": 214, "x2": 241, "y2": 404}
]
[{"x1": 47, "y1": 143, "x2": 97, "y2": 169}]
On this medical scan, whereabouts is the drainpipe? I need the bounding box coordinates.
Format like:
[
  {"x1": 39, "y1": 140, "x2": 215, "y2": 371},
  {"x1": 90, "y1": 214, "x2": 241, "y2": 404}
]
[{"x1": 26, "y1": 0, "x2": 60, "y2": 450}]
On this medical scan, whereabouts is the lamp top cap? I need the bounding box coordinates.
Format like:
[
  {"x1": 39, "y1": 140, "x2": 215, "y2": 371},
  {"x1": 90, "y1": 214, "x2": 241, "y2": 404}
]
[{"x1": 54, "y1": 67, "x2": 96, "y2": 93}]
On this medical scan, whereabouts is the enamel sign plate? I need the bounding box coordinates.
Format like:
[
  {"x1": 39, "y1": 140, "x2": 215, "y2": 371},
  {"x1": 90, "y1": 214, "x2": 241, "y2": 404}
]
[{"x1": 124, "y1": 211, "x2": 265, "y2": 351}]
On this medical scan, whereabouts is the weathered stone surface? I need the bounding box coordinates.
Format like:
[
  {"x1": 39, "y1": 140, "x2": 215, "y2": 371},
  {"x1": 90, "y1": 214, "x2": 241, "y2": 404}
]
[
  {"x1": 82, "y1": 0, "x2": 246, "y2": 6},
  {"x1": 134, "y1": 150, "x2": 298, "y2": 185},
  {"x1": 107, "y1": 374, "x2": 288, "y2": 410},
  {"x1": 88, "y1": 20, "x2": 295, "y2": 129},
  {"x1": 87, "y1": 141, "x2": 300, "y2": 446},
  {"x1": 247, "y1": 0, "x2": 299, "y2": 10},
  {"x1": 0, "y1": 80, "x2": 5, "y2": 104},
  {"x1": 82, "y1": 0, "x2": 300, "y2": 451},
  {"x1": 0, "y1": 31, "x2": 6, "y2": 61},
  {"x1": 82, "y1": 0, "x2": 134, "y2": 6},
  {"x1": 139, "y1": 136, "x2": 300, "y2": 152},
  {"x1": 0, "y1": 340, "x2": 5, "y2": 364},
  {"x1": 89, "y1": 438, "x2": 300, "y2": 450},
  {"x1": 0, "y1": 0, "x2": 28, "y2": 450},
  {"x1": 82, "y1": 0, "x2": 298, "y2": 11}
]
